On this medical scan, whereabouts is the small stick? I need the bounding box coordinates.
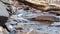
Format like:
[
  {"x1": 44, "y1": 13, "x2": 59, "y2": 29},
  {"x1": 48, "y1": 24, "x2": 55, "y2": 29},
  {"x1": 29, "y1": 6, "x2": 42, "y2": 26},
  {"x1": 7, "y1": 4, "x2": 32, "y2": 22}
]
[{"x1": 26, "y1": 29, "x2": 33, "y2": 34}]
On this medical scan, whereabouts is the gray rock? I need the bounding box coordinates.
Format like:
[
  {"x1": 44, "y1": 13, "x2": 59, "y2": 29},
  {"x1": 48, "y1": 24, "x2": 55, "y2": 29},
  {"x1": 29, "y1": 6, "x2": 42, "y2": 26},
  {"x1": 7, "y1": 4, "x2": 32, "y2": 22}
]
[
  {"x1": 0, "y1": 1, "x2": 9, "y2": 17},
  {"x1": 1, "y1": 0, "x2": 9, "y2": 3}
]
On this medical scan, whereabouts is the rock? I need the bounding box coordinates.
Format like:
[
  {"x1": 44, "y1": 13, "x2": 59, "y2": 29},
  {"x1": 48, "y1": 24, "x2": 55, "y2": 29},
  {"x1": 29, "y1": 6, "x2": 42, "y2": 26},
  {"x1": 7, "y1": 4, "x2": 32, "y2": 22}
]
[
  {"x1": 0, "y1": 1, "x2": 9, "y2": 17},
  {"x1": 0, "y1": 1, "x2": 9, "y2": 26},
  {"x1": 1, "y1": 0, "x2": 9, "y2": 3}
]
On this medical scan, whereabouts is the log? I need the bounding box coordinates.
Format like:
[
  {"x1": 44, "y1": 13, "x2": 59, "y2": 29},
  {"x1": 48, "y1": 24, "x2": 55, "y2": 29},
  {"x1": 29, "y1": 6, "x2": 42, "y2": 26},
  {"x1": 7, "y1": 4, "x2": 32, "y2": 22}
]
[
  {"x1": 32, "y1": 16, "x2": 60, "y2": 22},
  {"x1": 17, "y1": 0, "x2": 60, "y2": 12}
]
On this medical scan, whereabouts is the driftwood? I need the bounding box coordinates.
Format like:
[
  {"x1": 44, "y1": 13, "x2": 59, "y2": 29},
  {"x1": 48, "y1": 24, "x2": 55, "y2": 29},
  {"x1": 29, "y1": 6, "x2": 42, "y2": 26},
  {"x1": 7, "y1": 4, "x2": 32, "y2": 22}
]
[
  {"x1": 8, "y1": 0, "x2": 60, "y2": 15},
  {"x1": 16, "y1": 0, "x2": 60, "y2": 11},
  {"x1": 32, "y1": 16, "x2": 60, "y2": 24},
  {"x1": 15, "y1": 0, "x2": 60, "y2": 15},
  {"x1": 49, "y1": 11, "x2": 60, "y2": 15},
  {"x1": 10, "y1": 0, "x2": 60, "y2": 23}
]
